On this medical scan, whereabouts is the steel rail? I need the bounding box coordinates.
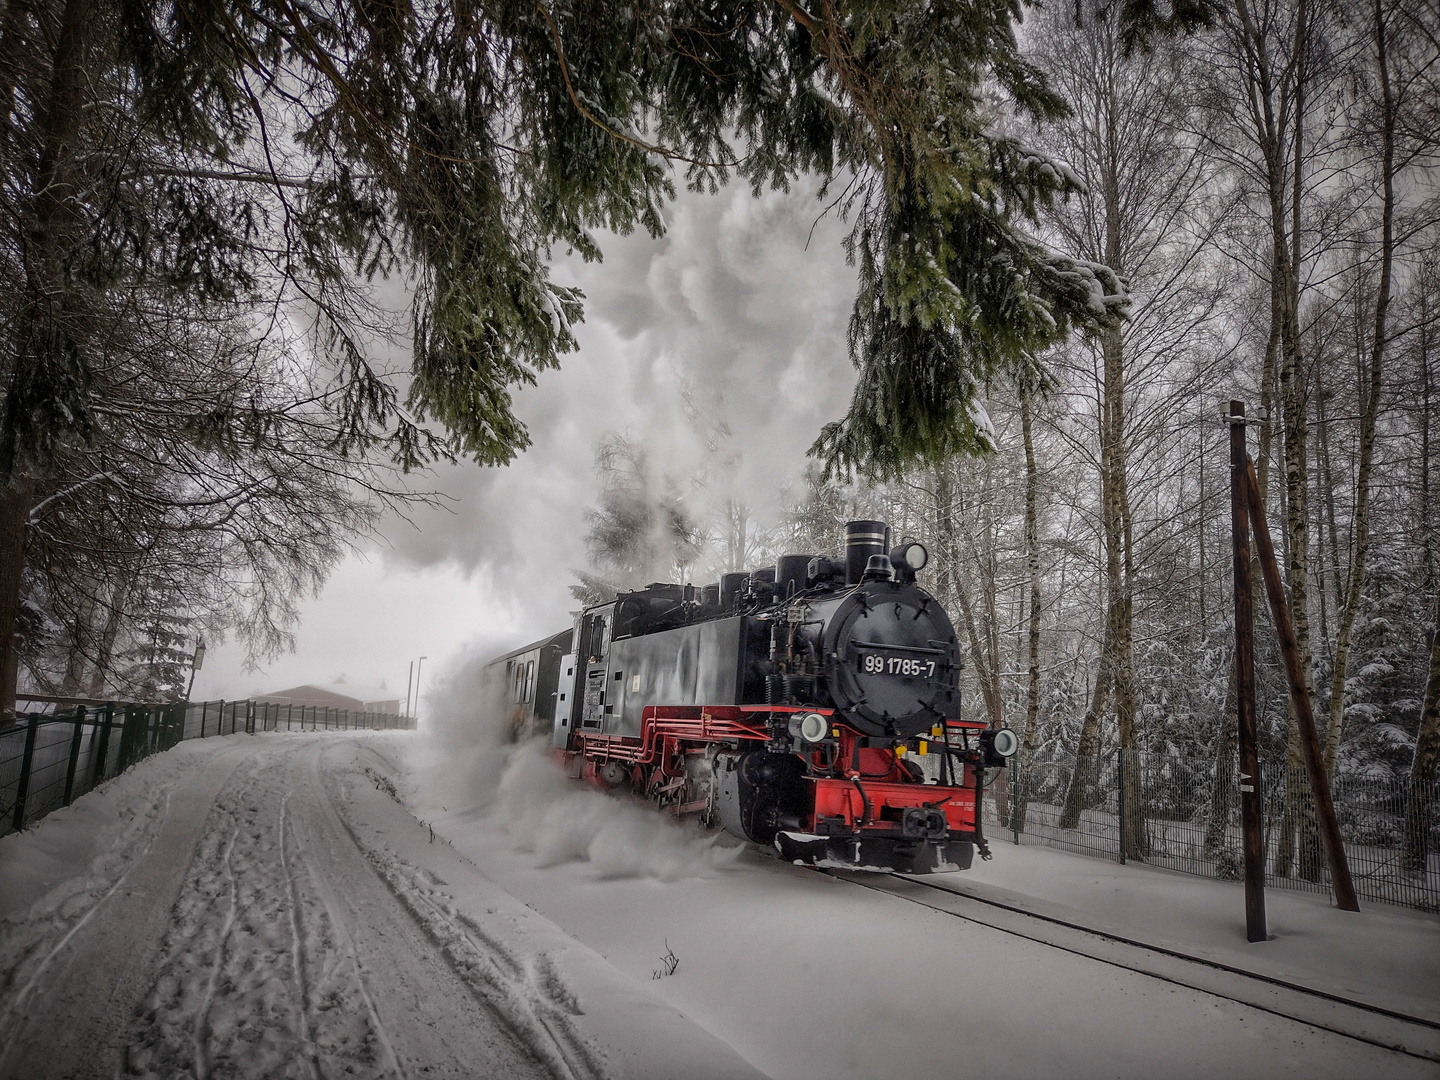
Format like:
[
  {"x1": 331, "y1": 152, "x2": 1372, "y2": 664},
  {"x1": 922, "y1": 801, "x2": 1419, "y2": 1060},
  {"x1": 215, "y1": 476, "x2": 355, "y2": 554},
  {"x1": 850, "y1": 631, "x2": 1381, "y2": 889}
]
[{"x1": 824, "y1": 869, "x2": 1440, "y2": 1063}]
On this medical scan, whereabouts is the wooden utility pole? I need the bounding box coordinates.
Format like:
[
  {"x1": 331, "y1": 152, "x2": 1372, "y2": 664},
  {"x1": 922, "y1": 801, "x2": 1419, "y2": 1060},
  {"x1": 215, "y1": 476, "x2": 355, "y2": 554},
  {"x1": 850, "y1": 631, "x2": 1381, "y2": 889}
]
[
  {"x1": 1244, "y1": 456, "x2": 1361, "y2": 912},
  {"x1": 1228, "y1": 402, "x2": 1267, "y2": 942}
]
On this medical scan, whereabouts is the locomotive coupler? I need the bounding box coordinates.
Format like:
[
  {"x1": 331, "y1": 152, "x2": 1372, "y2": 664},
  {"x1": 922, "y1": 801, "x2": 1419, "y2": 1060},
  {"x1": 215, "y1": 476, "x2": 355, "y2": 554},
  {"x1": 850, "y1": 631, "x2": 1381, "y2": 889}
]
[{"x1": 901, "y1": 806, "x2": 949, "y2": 841}]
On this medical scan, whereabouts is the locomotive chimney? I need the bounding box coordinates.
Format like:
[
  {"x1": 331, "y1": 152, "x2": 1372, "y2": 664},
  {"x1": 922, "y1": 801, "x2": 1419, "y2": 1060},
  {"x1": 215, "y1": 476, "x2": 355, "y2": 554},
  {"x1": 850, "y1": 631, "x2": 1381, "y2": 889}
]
[{"x1": 845, "y1": 520, "x2": 890, "y2": 586}]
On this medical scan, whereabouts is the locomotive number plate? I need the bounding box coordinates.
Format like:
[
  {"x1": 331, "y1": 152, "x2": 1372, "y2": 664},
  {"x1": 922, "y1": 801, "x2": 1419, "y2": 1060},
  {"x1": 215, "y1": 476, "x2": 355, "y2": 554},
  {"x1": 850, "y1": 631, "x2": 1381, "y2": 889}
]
[{"x1": 859, "y1": 654, "x2": 936, "y2": 678}]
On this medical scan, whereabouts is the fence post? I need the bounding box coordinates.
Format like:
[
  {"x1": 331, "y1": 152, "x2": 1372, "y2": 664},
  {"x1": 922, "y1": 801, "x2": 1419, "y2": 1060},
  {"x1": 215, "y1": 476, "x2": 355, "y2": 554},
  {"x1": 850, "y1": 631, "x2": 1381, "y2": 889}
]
[
  {"x1": 1011, "y1": 758, "x2": 1020, "y2": 845},
  {"x1": 63, "y1": 706, "x2": 87, "y2": 806},
  {"x1": 92, "y1": 703, "x2": 115, "y2": 787},
  {"x1": 116, "y1": 706, "x2": 139, "y2": 771},
  {"x1": 83, "y1": 711, "x2": 99, "y2": 777},
  {"x1": 1117, "y1": 748, "x2": 1127, "y2": 866},
  {"x1": 11, "y1": 713, "x2": 42, "y2": 832}
]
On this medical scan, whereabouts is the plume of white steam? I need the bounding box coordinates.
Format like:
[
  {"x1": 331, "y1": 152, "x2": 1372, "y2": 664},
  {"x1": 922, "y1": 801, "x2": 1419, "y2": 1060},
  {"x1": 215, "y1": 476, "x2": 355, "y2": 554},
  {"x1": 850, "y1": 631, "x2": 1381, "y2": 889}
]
[
  {"x1": 496, "y1": 742, "x2": 742, "y2": 881},
  {"x1": 410, "y1": 649, "x2": 743, "y2": 881},
  {"x1": 407, "y1": 651, "x2": 517, "y2": 813}
]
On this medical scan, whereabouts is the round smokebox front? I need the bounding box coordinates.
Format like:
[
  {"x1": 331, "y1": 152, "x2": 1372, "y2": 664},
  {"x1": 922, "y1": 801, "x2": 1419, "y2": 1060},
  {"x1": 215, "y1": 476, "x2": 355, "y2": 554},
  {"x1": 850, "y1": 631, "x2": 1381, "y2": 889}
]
[{"x1": 823, "y1": 583, "x2": 961, "y2": 737}]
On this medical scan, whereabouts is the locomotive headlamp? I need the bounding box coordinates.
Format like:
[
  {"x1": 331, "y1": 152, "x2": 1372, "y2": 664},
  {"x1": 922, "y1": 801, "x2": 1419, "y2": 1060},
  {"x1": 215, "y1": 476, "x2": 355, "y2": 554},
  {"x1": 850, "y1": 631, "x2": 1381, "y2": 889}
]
[
  {"x1": 888, "y1": 540, "x2": 929, "y2": 583},
  {"x1": 788, "y1": 711, "x2": 830, "y2": 745},
  {"x1": 901, "y1": 542, "x2": 928, "y2": 570},
  {"x1": 979, "y1": 727, "x2": 1020, "y2": 766}
]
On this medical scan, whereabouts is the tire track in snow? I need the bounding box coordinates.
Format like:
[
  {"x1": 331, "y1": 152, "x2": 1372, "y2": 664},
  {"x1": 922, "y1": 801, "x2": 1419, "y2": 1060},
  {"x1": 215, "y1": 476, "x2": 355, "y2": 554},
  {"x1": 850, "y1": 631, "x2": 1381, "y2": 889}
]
[
  {"x1": 282, "y1": 789, "x2": 407, "y2": 1080},
  {"x1": 122, "y1": 738, "x2": 553, "y2": 1080},
  {"x1": 124, "y1": 753, "x2": 397, "y2": 1079},
  {"x1": 278, "y1": 796, "x2": 321, "y2": 1080},
  {"x1": 348, "y1": 844, "x2": 602, "y2": 1080},
  {"x1": 191, "y1": 827, "x2": 239, "y2": 1080},
  {"x1": 323, "y1": 754, "x2": 604, "y2": 1080}
]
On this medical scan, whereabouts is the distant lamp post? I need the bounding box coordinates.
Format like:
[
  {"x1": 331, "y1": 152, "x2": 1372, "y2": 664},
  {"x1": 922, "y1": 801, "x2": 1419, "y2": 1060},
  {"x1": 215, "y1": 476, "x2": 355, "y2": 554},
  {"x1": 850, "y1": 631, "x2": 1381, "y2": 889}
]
[
  {"x1": 405, "y1": 660, "x2": 415, "y2": 717},
  {"x1": 414, "y1": 655, "x2": 428, "y2": 723},
  {"x1": 185, "y1": 640, "x2": 206, "y2": 700}
]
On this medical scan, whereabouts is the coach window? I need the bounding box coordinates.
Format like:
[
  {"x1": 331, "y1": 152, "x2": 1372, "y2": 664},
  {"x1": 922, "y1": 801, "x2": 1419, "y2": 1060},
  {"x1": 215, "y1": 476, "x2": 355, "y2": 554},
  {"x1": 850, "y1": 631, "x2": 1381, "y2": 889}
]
[{"x1": 525, "y1": 660, "x2": 535, "y2": 703}]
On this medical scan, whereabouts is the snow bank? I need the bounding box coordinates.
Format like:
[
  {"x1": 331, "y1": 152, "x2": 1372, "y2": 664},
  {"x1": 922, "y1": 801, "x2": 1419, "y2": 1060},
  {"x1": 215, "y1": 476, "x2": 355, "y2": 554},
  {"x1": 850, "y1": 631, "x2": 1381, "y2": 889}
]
[{"x1": 0, "y1": 736, "x2": 235, "y2": 921}]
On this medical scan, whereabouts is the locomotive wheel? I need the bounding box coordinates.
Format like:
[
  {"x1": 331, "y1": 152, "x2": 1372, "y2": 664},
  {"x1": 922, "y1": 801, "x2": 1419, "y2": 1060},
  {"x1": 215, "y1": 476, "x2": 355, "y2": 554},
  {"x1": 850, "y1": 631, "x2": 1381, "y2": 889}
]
[
  {"x1": 597, "y1": 760, "x2": 629, "y2": 789},
  {"x1": 645, "y1": 766, "x2": 683, "y2": 807}
]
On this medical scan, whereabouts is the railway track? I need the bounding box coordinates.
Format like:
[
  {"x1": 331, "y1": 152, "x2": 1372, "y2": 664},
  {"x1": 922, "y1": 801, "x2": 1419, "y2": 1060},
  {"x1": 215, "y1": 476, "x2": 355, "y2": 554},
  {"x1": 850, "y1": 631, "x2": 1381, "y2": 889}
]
[{"x1": 827, "y1": 869, "x2": 1440, "y2": 1065}]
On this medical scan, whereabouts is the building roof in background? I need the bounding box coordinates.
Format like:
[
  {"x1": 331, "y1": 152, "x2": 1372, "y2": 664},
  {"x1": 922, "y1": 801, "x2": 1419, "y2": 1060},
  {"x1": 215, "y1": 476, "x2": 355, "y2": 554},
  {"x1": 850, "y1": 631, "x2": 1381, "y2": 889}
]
[{"x1": 254, "y1": 684, "x2": 401, "y2": 711}]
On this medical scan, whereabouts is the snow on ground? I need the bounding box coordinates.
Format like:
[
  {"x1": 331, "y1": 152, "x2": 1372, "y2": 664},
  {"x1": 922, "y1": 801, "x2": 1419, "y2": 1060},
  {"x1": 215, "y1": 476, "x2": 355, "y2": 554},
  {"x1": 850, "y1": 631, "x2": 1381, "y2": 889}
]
[
  {"x1": 1, "y1": 725, "x2": 1436, "y2": 1080},
  {"x1": 961, "y1": 838, "x2": 1440, "y2": 1022},
  {"x1": 404, "y1": 738, "x2": 1440, "y2": 1080},
  {"x1": 0, "y1": 732, "x2": 762, "y2": 1080}
]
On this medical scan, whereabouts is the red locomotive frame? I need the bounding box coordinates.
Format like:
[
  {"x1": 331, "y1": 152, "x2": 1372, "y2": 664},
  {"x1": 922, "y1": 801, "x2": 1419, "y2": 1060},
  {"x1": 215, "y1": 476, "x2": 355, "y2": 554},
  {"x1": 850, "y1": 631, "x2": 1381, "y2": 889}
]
[{"x1": 555, "y1": 704, "x2": 991, "y2": 859}]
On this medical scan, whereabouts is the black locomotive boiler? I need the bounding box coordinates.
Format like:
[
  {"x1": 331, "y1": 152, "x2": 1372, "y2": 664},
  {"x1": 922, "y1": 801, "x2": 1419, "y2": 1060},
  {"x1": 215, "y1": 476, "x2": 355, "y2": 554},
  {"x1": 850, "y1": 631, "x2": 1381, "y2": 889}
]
[{"x1": 488, "y1": 520, "x2": 1017, "y2": 873}]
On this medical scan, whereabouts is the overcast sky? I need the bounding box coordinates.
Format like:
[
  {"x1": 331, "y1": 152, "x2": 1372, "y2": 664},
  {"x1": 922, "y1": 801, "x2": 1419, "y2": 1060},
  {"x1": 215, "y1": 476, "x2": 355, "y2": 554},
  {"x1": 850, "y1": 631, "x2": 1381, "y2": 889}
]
[{"x1": 193, "y1": 178, "x2": 861, "y2": 709}]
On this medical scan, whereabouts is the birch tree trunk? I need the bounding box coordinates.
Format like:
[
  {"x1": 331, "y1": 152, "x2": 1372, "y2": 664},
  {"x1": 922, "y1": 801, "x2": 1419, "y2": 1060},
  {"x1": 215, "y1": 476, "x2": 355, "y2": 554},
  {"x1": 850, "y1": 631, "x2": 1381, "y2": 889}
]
[
  {"x1": 1323, "y1": 0, "x2": 1397, "y2": 779},
  {"x1": 1105, "y1": 320, "x2": 1146, "y2": 860},
  {"x1": 1015, "y1": 394, "x2": 1043, "y2": 833},
  {"x1": 1204, "y1": 653, "x2": 1240, "y2": 863},
  {"x1": 1226, "y1": 0, "x2": 1321, "y2": 881},
  {"x1": 1060, "y1": 628, "x2": 1113, "y2": 830}
]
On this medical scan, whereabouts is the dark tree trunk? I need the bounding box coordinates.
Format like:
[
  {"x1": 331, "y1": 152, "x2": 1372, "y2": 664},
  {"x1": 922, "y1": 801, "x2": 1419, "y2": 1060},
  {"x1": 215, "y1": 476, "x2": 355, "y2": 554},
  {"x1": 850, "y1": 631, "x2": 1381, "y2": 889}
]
[
  {"x1": 0, "y1": 479, "x2": 34, "y2": 716},
  {"x1": 1, "y1": 0, "x2": 108, "y2": 715}
]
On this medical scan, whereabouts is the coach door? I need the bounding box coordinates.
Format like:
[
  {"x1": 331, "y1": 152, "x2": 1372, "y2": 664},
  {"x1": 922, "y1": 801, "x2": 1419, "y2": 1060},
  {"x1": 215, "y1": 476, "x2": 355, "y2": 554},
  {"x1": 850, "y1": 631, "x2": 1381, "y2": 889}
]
[
  {"x1": 578, "y1": 607, "x2": 613, "y2": 731},
  {"x1": 552, "y1": 652, "x2": 578, "y2": 748}
]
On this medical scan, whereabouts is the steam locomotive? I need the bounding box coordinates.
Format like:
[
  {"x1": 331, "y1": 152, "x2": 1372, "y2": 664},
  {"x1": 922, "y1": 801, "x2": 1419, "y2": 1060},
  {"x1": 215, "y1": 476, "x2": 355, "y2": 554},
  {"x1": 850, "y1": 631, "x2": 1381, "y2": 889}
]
[{"x1": 488, "y1": 520, "x2": 1017, "y2": 873}]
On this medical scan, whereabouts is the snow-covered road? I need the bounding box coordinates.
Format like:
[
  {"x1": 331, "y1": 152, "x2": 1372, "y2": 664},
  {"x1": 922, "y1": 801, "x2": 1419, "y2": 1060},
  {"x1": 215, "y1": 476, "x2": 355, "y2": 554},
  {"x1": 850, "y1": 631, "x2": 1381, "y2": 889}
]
[
  {"x1": 0, "y1": 734, "x2": 760, "y2": 1080},
  {"x1": 2, "y1": 731, "x2": 1436, "y2": 1080}
]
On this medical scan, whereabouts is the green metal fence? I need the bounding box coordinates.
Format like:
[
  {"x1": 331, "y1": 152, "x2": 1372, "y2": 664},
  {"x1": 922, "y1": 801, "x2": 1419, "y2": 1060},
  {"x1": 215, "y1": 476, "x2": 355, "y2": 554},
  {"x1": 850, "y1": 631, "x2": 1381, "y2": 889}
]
[
  {"x1": 0, "y1": 698, "x2": 415, "y2": 838},
  {"x1": 987, "y1": 748, "x2": 1440, "y2": 912}
]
